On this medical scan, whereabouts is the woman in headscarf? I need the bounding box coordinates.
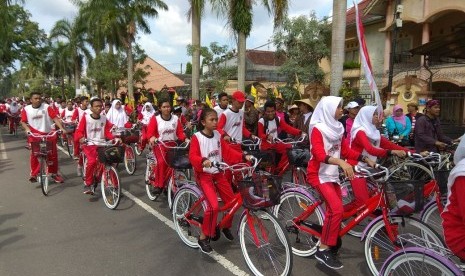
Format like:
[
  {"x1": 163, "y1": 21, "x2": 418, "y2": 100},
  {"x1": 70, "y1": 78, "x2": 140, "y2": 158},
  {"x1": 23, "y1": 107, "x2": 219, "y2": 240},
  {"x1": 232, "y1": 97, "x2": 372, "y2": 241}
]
[
  {"x1": 137, "y1": 102, "x2": 155, "y2": 151},
  {"x1": 385, "y1": 105, "x2": 411, "y2": 145},
  {"x1": 347, "y1": 106, "x2": 411, "y2": 211},
  {"x1": 306, "y1": 96, "x2": 375, "y2": 270},
  {"x1": 106, "y1": 99, "x2": 129, "y2": 128},
  {"x1": 7, "y1": 101, "x2": 21, "y2": 134},
  {"x1": 442, "y1": 138, "x2": 465, "y2": 260}
]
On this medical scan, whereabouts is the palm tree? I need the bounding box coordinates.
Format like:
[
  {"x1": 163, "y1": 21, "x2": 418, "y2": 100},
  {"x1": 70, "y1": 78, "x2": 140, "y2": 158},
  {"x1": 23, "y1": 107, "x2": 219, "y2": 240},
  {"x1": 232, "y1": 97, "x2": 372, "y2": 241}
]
[
  {"x1": 329, "y1": 0, "x2": 347, "y2": 96},
  {"x1": 187, "y1": 0, "x2": 205, "y2": 101},
  {"x1": 212, "y1": 0, "x2": 289, "y2": 92},
  {"x1": 50, "y1": 18, "x2": 92, "y2": 96},
  {"x1": 75, "y1": 0, "x2": 168, "y2": 101}
]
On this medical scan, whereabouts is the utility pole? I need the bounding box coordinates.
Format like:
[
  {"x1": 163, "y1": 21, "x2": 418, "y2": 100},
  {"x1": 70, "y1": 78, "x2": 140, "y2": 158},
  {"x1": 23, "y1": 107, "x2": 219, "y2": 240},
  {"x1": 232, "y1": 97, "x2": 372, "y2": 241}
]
[{"x1": 387, "y1": 0, "x2": 403, "y2": 93}]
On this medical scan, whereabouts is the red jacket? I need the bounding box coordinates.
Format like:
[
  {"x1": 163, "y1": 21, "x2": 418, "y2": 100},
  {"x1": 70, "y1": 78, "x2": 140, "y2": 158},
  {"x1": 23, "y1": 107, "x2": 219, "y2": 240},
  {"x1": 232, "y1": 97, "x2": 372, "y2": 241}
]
[
  {"x1": 146, "y1": 115, "x2": 186, "y2": 141},
  {"x1": 442, "y1": 176, "x2": 465, "y2": 259}
]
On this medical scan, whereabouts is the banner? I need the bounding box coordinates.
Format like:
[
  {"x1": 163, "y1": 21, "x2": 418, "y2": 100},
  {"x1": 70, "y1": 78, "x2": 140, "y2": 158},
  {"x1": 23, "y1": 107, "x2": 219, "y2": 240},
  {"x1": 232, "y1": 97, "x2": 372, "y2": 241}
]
[{"x1": 354, "y1": 1, "x2": 383, "y2": 118}]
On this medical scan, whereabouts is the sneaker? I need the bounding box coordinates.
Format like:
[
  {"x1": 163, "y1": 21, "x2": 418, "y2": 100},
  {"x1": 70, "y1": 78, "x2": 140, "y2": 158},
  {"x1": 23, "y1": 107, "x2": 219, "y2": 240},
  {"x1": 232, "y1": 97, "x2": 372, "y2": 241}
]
[
  {"x1": 83, "y1": 185, "x2": 94, "y2": 195},
  {"x1": 52, "y1": 174, "x2": 64, "y2": 183},
  {"x1": 222, "y1": 228, "x2": 234, "y2": 241},
  {"x1": 152, "y1": 187, "x2": 162, "y2": 195},
  {"x1": 198, "y1": 238, "x2": 213, "y2": 254},
  {"x1": 29, "y1": 176, "x2": 37, "y2": 183},
  {"x1": 73, "y1": 155, "x2": 79, "y2": 160},
  {"x1": 315, "y1": 247, "x2": 343, "y2": 270},
  {"x1": 77, "y1": 166, "x2": 82, "y2": 177}
]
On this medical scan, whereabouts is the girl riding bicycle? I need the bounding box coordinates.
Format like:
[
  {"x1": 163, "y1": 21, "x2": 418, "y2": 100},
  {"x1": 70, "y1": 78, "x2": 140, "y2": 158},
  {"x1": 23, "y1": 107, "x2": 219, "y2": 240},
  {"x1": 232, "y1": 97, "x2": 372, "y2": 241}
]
[
  {"x1": 306, "y1": 96, "x2": 375, "y2": 270},
  {"x1": 189, "y1": 108, "x2": 252, "y2": 254},
  {"x1": 442, "y1": 138, "x2": 465, "y2": 260},
  {"x1": 137, "y1": 102, "x2": 155, "y2": 152}
]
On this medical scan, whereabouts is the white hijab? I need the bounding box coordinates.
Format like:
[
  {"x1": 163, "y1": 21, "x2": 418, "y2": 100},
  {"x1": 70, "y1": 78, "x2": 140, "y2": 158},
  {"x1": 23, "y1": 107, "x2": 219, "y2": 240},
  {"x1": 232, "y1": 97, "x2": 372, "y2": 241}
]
[
  {"x1": 140, "y1": 102, "x2": 155, "y2": 125},
  {"x1": 106, "y1": 99, "x2": 128, "y2": 128},
  {"x1": 445, "y1": 138, "x2": 465, "y2": 210},
  {"x1": 309, "y1": 96, "x2": 344, "y2": 142},
  {"x1": 9, "y1": 101, "x2": 20, "y2": 114},
  {"x1": 350, "y1": 106, "x2": 380, "y2": 146}
]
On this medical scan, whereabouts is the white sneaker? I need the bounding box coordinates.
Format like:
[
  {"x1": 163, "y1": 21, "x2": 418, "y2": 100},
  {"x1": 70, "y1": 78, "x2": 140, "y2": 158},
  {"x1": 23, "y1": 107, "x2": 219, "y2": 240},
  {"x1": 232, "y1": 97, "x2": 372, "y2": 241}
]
[{"x1": 77, "y1": 166, "x2": 82, "y2": 177}]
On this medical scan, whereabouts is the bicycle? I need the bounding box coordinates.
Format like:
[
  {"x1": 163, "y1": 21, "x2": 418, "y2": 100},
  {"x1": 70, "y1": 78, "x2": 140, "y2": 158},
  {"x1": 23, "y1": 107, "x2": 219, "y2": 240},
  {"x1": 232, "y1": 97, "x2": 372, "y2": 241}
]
[
  {"x1": 28, "y1": 130, "x2": 61, "y2": 196},
  {"x1": 8, "y1": 114, "x2": 20, "y2": 136},
  {"x1": 172, "y1": 157, "x2": 293, "y2": 276},
  {"x1": 82, "y1": 138, "x2": 122, "y2": 210},
  {"x1": 61, "y1": 121, "x2": 76, "y2": 158},
  {"x1": 114, "y1": 126, "x2": 138, "y2": 175},
  {"x1": 145, "y1": 140, "x2": 191, "y2": 209},
  {"x1": 273, "y1": 165, "x2": 444, "y2": 275},
  {"x1": 380, "y1": 233, "x2": 465, "y2": 275}
]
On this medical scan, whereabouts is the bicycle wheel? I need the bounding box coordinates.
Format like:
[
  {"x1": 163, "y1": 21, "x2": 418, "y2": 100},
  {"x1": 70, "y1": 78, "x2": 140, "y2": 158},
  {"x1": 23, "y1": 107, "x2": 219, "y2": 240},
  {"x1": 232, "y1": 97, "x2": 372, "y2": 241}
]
[
  {"x1": 380, "y1": 247, "x2": 461, "y2": 276},
  {"x1": 364, "y1": 215, "x2": 445, "y2": 275},
  {"x1": 82, "y1": 154, "x2": 87, "y2": 181},
  {"x1": 273, "y1": 189, "x2": 324, "y2": 257},
  {"x1": 239, "y1": 210, "x2": 293, "y2": 276},
  {"x1": 167, "y1": 170, "x2": 189, "y2": 210},
  {"x1": 66, "y1": 135, "x2": 74, "y2": 158},
  {"x1": 124, "y1": 145, "x2": 136, "y2": 175},
  {"x1": 134, "y1": 142, "x2": 143, "y2": 156},
  {"x1": 145, "y1": 159, "x2": 158, "y2": 201},
  {"x1": 39, "y1": 157, "x2": 49, "y2": 196},
  {"x1": 172, "y1": 187, "x2": 206, "y2": 248},
  {"x1": 389, "y1": 162, "x2": 434, "y2": 182},
  {"x1": 420, "y1": 200, "x2": 444, "y2": 238},
  {"x1": 101, "y1": 166, "x2": 121, "y2": 209}
]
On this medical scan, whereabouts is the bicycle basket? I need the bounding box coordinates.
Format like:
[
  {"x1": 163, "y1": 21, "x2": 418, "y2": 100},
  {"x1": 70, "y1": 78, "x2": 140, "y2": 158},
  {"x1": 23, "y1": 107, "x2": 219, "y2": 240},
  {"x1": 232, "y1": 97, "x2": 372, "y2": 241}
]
[
  {"x1": 63, "y1": 124, "x2": 76, "y2": 132},
  {"x1": 121, "y1": 129, "x2": 140, "y2": 144},
  {"x1": 434, "y1": 169, "x2": 451, "y2": 194},
  {"x1": 248, "y1": 149, "x2": 276, "y2": 170},
  {"x1": 388, "y1": 179, "x2": 427, "y2": 213},
  {"x1": 287, "y1": 148, "x2": 310, "y2": 168},
  {"x1": 166, "y1": 148, "x2": 192, "y2": 169},
  {"x1": 30, "y1": 141, "x2": 54, "y2": 155},
  {"x1": 97, "y1": 146, "x2": 124, "y2": 164},
  {"x1": 238, "y1": 174, "x2": 282, "y2": 210}
]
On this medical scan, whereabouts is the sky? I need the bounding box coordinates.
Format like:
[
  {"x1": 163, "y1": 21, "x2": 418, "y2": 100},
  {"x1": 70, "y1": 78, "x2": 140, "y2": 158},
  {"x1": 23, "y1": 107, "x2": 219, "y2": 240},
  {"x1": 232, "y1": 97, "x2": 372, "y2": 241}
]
[{"x1": 23, "y1": 0, "x2": 354, "y2": 74}]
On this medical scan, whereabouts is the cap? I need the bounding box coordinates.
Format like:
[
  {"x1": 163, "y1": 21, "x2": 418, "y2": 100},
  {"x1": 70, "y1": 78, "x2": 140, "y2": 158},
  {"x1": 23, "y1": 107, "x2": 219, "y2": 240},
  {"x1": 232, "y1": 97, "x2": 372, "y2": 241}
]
[
  {"x1": 294, "y1": 98, "x2": 314, "y2": 109},
  {"x1": 354, "y1": 97, "x2": 366, "y2": 106},
  {"x1": 231, "y1": 91, "x2": 246, "y2": 103},
  {"x1": 345, "y1": 101, "x2": 360, "y2": 109},
  {"x1": 246, "y1": 95, "x2": 255, "y2": 104},
  {"x1": 288, "y1": 104, "x2": 298, "y2": 111}
]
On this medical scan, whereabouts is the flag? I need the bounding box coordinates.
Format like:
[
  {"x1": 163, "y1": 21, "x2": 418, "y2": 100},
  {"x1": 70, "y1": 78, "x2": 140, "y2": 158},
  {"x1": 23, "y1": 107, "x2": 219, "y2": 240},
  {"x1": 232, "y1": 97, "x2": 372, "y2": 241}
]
[
  {"x1": 251, "y1": 85, "x2": 258, "y2": 107},
  {"x1": 354, "y1": 1, "x2": 383, "y2": 119},
  {"x1": 273, "y1": 86, "x2": 279, "y2": 98},
  {"x1": 173, "y1": 91, "x2": 179, "y2": 106},
  {"x1": 205, "y1": 94, "x2": 213, "y2": 108}
]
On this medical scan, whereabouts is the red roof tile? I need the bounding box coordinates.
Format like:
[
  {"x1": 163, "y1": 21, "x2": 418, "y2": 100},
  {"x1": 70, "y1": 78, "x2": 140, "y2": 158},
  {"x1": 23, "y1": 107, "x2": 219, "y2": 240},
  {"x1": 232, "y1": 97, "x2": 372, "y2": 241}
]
[{"x1": 246, "y1": 50, "x2": 286, "y2": 66}]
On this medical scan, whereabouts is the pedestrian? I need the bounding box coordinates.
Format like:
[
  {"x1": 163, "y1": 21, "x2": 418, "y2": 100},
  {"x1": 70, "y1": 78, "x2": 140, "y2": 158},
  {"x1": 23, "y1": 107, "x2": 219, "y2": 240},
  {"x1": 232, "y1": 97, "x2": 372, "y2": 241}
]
[
  {"x1": 385, "y1": 105, "x2": 411, "y2": 145},
  {"x1": 406, "y1": 102, "x2": 422, "y2": 146},
  {"x1": 244, "y1": 95, "x2": 259, "y2": 136},
  {"x1": 294, "y1": 98, "x2": 314, "y2": 135},
  {"x1": 339, "y1": 101, "x2": 360, "y2": 142}
]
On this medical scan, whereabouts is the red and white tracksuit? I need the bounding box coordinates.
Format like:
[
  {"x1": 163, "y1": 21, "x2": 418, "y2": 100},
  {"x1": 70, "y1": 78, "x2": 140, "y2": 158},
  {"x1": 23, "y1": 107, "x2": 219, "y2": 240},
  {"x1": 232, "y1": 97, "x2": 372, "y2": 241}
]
[
  {"x1": 7, "y1": 108, "x2": 21, "y2": 131},
  {"x1": 74, "y1": 113, "x2": 115, "y2": 186},
  {"x1": 442, "y1": 176, "x2": 465, "y2": 260},
  {"x1": 346, "y1": 132, "x2": 409, "y2": 211},
  {"x1": 21, "y1": 104, "x2": 59, "y2": 177},
  {"x1": 189, "y1": 130, "x2": 243, "y2": 237},
  {"x1": 306, "y1": 127, "x2": 361, "y2": 247},
  {"x1": 146, "y1": 114, "x2": 186, "y2": 188},
  {"x1": 137, "y1": 112, "x2": 155, "y2": 151},
  {"x1": 72, "y1": 107, "x2": 91, "y2": 165},
  {"x1": 217, "y1": 108, "x2": 251, "y2": 153},
  {"x1": 258, "y1": 116, "x2": 301, "y2": 174}
]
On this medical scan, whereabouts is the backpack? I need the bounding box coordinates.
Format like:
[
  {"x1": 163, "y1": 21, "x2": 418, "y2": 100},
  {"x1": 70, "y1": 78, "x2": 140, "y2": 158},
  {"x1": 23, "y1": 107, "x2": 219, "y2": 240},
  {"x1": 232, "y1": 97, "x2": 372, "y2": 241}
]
[{"x1": 264, "y1": 117, "x2": 280, "y2": 134}]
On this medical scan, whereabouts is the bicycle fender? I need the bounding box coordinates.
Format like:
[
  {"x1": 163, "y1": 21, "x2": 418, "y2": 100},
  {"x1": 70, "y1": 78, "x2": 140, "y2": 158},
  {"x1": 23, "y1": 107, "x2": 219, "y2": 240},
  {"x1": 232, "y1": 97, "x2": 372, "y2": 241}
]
[
  {"x1": 281, "y1": 187, "x2": 325, "y2": 219},
  {"x1": 177, "y1": 183, "x2": 203, "y2": 197},
  {"x1": 361, "y1": 214, "x2": 406, "y2": 241},
  {"x1": 419, "y1": 199, "x2": 438, "y2": 220}
]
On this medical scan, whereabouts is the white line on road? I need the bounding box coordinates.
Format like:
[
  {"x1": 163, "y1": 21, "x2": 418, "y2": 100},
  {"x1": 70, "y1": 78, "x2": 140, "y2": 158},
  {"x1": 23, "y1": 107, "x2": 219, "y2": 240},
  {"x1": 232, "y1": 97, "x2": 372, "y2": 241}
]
[
  {"x1": 0, "y1": 131, "x2": 8, "y2": 160},
  {"x1": 57, "y1": 145, "x2": 249, "y2": 276}
]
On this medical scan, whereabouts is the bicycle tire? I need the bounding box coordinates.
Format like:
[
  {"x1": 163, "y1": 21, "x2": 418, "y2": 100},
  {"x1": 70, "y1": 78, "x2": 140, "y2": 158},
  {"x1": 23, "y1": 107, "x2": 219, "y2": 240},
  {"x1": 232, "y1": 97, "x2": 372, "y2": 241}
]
[
  {"x1": 40, "y1": 157, "x2": 49, "y2": 196},
  {"x1": 134, "y1": 143, "x2": 143, "y2": 156},
  {"x1": 145, "y1": 159, "x2": 158, "y2": 201},
  {"x1": 66, "y1": 136, "x2": 74, "y2": 158},
  {"x1": 239, "y1": 210, "x2": 293, "y2": 276},
  {"x1": 172, "y1": 186, "x2": 206, "y2": 249},
  {"x1": 380, "y1": 247, "x2": 461, "y2": 276},
  {"x1": 82, "y1": 154, "x2": 87, "y2": 181},
  {"x1": 420, "y1": 200, "x2": 444, "y2": 238},
  {"x1": 124, "y1": 145, "x2": 136, "y2": 175},
  {"x1": 101, "y1": 166, "x2": 121, "y2": 209},
  {"x1": 273, "y1": 189, "x2": 324, "y2": 257},
  {"x1": 364, "y1": 215, "x2": 445, "y2": 275}
]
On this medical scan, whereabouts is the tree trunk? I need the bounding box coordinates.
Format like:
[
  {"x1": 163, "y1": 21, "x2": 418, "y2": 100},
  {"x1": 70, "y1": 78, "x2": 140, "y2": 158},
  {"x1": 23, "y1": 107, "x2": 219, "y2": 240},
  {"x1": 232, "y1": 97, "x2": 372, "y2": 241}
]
[
  {"x1": 329, "y1": 0, "x2": 347, "y2": 96},
  {"x1": 191, "y1": 7, "x2": 201, "y2": 101},
  {"x1": 127, "y1": 42, "x2": 134, "y2": 101},
  {"x1": 74, "y1": 57, "x2": 81, "y2": 96},
  {"x1": 237, "y1": 31, "x2": 247, "y2": 92}
]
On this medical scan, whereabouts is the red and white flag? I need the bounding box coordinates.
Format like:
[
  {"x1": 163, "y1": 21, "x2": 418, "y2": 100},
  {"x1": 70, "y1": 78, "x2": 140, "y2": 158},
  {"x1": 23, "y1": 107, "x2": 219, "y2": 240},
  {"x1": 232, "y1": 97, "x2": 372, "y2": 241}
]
[{"x1": 354, "y1": 1, "x2": 384, "y2": 118}]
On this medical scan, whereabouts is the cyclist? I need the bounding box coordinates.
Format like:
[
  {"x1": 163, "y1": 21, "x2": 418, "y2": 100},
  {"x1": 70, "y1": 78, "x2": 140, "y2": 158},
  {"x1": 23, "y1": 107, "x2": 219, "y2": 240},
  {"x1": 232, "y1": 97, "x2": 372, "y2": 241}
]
[
  {"x1": 442, "y1": 138, "x2": 465, "y2": 260},
  {"x1": 258, "y1": 100, "x2": 306, "y2": 175},
  {"x1": 7, "y1": 100, "x2": 21, "y2": 134},
  {"x1": 213, "y1": 92, "x2": 229, "y2": 118},
  {"x1": 72, "y1": 96, "x2": 91, "y2": 174},
  {"x1": 307, "y1": 96, "x2": 375, "y2": 270},
  {"x1": 137, "y1": 102, "x2": 155, "y2": 152},
  {"x1": 61, "y1": 100, "x2": 75, "y2": 123},
  {"x1": 147, "y1": 99, "x2": 188, "y2": 195},
  {"x1": 20, "y1": 91, "x2": 68, "y2": 183},
  {"x1": 106, "y1": 99, "x2": 131, "y2": 128},
  {"x1": 75, "y1": 98, "x2": 119, "y2": 195},
  {"x1": 347, "y1": 106, "x2": 410, "y2": 211},
  {"x1": 189, "y1": 107, "x2": 253, "y2": 254}
]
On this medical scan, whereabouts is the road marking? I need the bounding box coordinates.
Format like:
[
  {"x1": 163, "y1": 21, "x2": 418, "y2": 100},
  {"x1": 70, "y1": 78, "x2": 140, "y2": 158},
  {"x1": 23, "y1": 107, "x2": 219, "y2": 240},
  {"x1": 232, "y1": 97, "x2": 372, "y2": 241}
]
[
  {"x1": 57, "y1": 146, "x2": 249, "y2": 276},
  {"x1": 0, "y1": 131, "x2": 7, "y2": 160}
]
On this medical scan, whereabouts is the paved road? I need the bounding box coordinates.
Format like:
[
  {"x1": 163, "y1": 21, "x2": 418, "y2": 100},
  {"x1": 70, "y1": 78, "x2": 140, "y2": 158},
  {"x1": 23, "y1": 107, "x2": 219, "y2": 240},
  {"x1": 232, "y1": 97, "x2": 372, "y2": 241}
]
[{"x1": 0, "y1": 127, "x2": 372, "y2": 276}]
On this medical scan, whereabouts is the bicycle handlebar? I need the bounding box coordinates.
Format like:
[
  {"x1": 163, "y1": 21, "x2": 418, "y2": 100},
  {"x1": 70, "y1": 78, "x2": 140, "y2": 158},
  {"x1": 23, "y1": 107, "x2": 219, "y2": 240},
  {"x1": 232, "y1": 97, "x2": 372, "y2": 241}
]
[
  {"x1": 407, "y1": 151, "x2": 441, "y2": 164},
  {"x1": 27, "y1": 130, "x2": 61, "y2": 138},
  {"x1": 156, "y1": 139, "x2": 190, "y2": 149},
  {"x1": 211, "y1": 156, "x2": 258, "y2": 172},
  {"x1": 354, "y1": 164, "x2": 389, "y2": 182},
  {"x1": 273, "y1": 135, "x2": 306, "y2": 144},
  {"x1": 83, "y1": 138, "x2": 119, "y2": 146},
  {"x1": 240, "y1": 138, "x2": 261, "y2": 147}
]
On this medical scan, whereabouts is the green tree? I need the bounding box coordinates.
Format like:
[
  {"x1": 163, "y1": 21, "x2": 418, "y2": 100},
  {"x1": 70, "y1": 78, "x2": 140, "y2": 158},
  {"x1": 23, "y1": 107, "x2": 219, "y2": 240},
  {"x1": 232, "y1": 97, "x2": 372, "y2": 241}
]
[
  {"x1": 273, "y1": 13, "x2": 331, "y2": 87},
  {"x1": 185, "y1": 62, "x2": 192, "y2": 74}
]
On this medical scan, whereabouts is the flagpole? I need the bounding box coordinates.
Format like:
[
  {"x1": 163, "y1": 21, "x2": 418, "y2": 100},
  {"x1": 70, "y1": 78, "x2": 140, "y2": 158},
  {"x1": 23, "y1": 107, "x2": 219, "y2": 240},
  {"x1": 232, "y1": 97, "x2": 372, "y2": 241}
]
[{"x1": 387, "y1": 0, "x2": 402, "y2": 94}]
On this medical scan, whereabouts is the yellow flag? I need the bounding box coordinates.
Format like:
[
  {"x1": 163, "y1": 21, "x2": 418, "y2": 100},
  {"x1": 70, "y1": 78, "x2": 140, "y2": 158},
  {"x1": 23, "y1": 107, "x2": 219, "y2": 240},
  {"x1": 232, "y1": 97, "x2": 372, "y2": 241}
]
[
  {"x1": 251, "y1": 85, "x2": 258, "y2": 107},
  {"x1": 273, "y1": 86, "x2": 279, "y2": 98},
  {"x1": 173, "y1": 91, "x2": 179, "y2": 106},
  {"x1": 205, "y1": 94, "x2": 213, "y2": 108}
]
